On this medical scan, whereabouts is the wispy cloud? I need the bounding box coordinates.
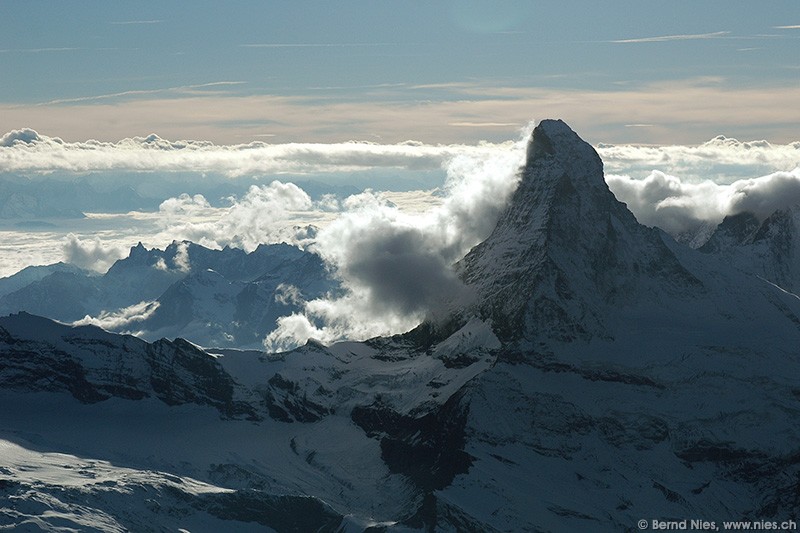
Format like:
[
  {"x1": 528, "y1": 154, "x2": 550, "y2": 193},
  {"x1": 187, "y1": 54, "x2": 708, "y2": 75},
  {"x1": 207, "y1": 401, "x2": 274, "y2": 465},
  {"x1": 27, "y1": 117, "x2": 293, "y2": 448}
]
[
  {"x1": 36, "y1": 81, "x2": 246, "y2": 106},
  {"x1": 241, "y1": 42, "x2": 399, "y2": 48},
  {"x1": 0, "y1": 47, "x2": 81, "y2": 53},
  {"x1": 110, "y1": 20, "x2": 163, "y2": 25},
  {"x1": 449, "y1": 122, "x2": 520, "y2": 127},
  {"x1": 611, "y1": 31, "x2": 729, "y2": 44}
]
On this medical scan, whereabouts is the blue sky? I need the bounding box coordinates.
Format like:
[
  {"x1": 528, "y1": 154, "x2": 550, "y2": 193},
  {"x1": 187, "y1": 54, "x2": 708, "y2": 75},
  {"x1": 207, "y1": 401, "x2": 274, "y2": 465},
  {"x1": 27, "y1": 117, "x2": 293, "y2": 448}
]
[{"x1": 2, "y1": 1, "x2": 799, "y2": 143}]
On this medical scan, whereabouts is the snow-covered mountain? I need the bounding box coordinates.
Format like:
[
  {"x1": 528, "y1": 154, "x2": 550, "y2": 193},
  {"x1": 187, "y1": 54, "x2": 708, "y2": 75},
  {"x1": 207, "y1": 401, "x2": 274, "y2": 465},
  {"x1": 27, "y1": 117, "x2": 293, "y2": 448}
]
[
  {"x1": 134, "y1": 246, "x2": 336, "y2": 348},
  {"x1": 0, "y1": 241, "x2": 338, "y2": 348},
  {"x1": 454, "y1": 119, "x2": 703, "y2": 344},
  {"x1": 3, "y1": 120, "x2": 800, "y2": 531}
]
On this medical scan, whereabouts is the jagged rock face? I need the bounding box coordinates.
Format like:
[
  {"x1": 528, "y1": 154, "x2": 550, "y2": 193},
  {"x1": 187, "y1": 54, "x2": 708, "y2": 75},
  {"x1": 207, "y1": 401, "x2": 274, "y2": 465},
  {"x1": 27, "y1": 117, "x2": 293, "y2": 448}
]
[
  {"x1": 700, "y1": 211, "x2": 762, "y2": 252},
  {"x1": 701, "y1": 206, "x2": 800, "y2": 294},
  {"x1": 457, "y1": 119, "x2": 700, "y2": 344}
]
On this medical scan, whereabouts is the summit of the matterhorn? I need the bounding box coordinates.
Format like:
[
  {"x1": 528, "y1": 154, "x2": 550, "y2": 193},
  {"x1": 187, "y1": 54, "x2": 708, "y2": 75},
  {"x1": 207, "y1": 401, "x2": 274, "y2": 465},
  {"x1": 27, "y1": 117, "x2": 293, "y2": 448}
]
[{"x1": 455, "y1": 119, "x2": 700, "y2": 344}]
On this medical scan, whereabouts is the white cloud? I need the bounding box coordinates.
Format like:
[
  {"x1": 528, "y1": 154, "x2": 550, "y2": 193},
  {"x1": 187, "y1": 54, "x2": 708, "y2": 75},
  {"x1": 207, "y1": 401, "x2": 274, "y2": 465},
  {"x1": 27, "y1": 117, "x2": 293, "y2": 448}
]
[
  {"x1": 726, "y1": 169, "x2": 800, "y2": 218},
  {"x1": 607, "y1": 167, "x2": 800, "y2": 236},
  {"x1": 37, "y1": 82, "x2": 246, "y2": 107},
  {"x1": 158, "y1": 193, "x2": 212, "y2": 220},
  {"x1": 274, "y1": 284, "x2": 304, "y2": 306},
  {"x1": 73, "y1": 300, "x2": 160, "y2": 331},
  {"x1": 61, "y1": 234, "x2": 127, "y2": 273},
  {"x1": 172, "y1": 241, "x2": 191, "y2": 273},
  {"x1": 110, "y1": 20, "x2": 163, "y2": 25},
  {"x1": 597, "y1": 136, "x2": 800, "y2": 183},
  {"x1": 0, "y1": 129, "x2": 510, "y2": 177},
  {"x1": 0, "y1": 128, "x2": 43, "y2": 147},
  {"x1": 155, "y1": 181, "x2": 327, "y2": 251},
  {"x1": 599, "y1": 135, "x2": 800, "y2": 236},
  {"x1": 611, "y1": 31, "x2": 729, "y2": 44}
]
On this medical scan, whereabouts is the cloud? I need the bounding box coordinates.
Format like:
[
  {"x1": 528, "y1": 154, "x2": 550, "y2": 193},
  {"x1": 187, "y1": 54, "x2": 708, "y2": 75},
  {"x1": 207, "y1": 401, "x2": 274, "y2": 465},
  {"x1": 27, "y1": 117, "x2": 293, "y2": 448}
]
[
  {"x1": 155, "y1": 181, "x2": 327, "y2": 251},
  {"x1": 3, "y1": 123, "x2": 796, "y2": 185},
  {"x1": 38, "y1": 81, "x2": 246, "y2": 106},
  {"x1": 610, "y1": 31, "x2": 729, "y2": 44},
  {"x1": 274, "y1": 284, "x2": 304, "y2": 306},
  {"x1": 264, "y1": 125, "x2": 530, "y2": 349},
  {"x1": 597, "y1": 135, "x2": 800, "y2": 183},
  {"x1": 606, "y1": 172, "x2": 728, "y2": 235},
  {"x1": 172, "y1": 241, "x2": 191, "y2": 273},
  {"x1": 0, "y1": 48, "x2": 81, "y2": 54},
  {"x1": 73, "y1": 300, "x2": 160, "y2": 331},
  {"x1": 0, "y1": 128, "x2": 42, "y2": 147},
  {"x1": 606, "y1": 167, "x2": 800, "y2": 237},
  {"x1": 5, "y1": 122, "x2": 800, "y2": 348},
  {"x1": 241, "y1": 43, "x2": 399, "y2": 48},
  {"x1": 0, "y1": 128, "x2": 510, "y2": 176},
  {"x1": 727, "y1": 169, "x2": 800, "y2": 218},
  {"x1": 61, "y1": 234, "x2": 127, "y2": 272},
  {"x1": 110, "y1": 20, "x2": 163, "y2": 25},
  {"x1": 158, "y1": 193, "x2": 213, "y2": 222},
  {"x1": 449, "y1": 122, "x2": 521, "y2": 127},
  {"x1": 313, "y1": 199, "x2": 471, "y2": 316}
]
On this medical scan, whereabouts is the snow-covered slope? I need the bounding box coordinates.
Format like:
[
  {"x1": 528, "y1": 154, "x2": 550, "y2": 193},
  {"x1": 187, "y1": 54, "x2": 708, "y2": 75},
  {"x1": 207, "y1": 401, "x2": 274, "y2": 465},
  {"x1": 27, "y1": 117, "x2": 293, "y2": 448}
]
[
  {"x1": 0, "y1": 312, "x2": 493, "y2": 531},
  {"x1": 134, "y1": 244, "x2": 336, "y2": 348},
  {"x1": 3, "y1": 120, "x2": 800, "y2": 531}
]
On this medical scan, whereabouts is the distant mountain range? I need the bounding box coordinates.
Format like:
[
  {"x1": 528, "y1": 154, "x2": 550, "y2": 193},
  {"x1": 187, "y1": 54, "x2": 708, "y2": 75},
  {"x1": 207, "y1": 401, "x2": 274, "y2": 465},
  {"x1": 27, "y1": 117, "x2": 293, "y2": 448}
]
[
  {"x1": 2, "y1": 120, "x2": 800, "y2": 531},
  {"x1": 0, "y1": 241, "x2": 338, "y2": 349}
]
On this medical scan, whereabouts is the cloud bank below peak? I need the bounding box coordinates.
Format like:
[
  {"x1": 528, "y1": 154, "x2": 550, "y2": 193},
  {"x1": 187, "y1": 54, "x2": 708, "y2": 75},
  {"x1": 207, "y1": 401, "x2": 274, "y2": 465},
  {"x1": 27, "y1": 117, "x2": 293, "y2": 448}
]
[
  {"x1": 0, "y1": 128, "x2": 516, "y2": 177},
  {"x1": 598, "y1": 135, "x2": 800, "y2": 183},
  {"x1": 1, "y1": 126, "x2": 798, "y2": 184}
]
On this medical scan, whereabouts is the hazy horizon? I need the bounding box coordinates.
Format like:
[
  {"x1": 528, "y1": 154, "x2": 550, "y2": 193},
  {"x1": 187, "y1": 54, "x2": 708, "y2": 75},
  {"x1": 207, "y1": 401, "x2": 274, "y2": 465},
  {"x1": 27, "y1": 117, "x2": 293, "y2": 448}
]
[{"x1": 2, "y1": 1, "x2": 799, "y2": 144}]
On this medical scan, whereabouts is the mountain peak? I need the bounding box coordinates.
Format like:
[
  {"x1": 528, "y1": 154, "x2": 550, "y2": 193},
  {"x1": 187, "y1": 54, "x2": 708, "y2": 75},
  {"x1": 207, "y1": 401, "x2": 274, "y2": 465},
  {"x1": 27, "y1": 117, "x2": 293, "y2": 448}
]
[
  {"x1": 527, "y1": 119, "x2": 581, "y2": 157},
  {"x1": 455, "y1": 119, "x2": 700, "y2": 345},
  {"x1": 523, "y1": 119, "x2": 605, "y2": 193}
]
